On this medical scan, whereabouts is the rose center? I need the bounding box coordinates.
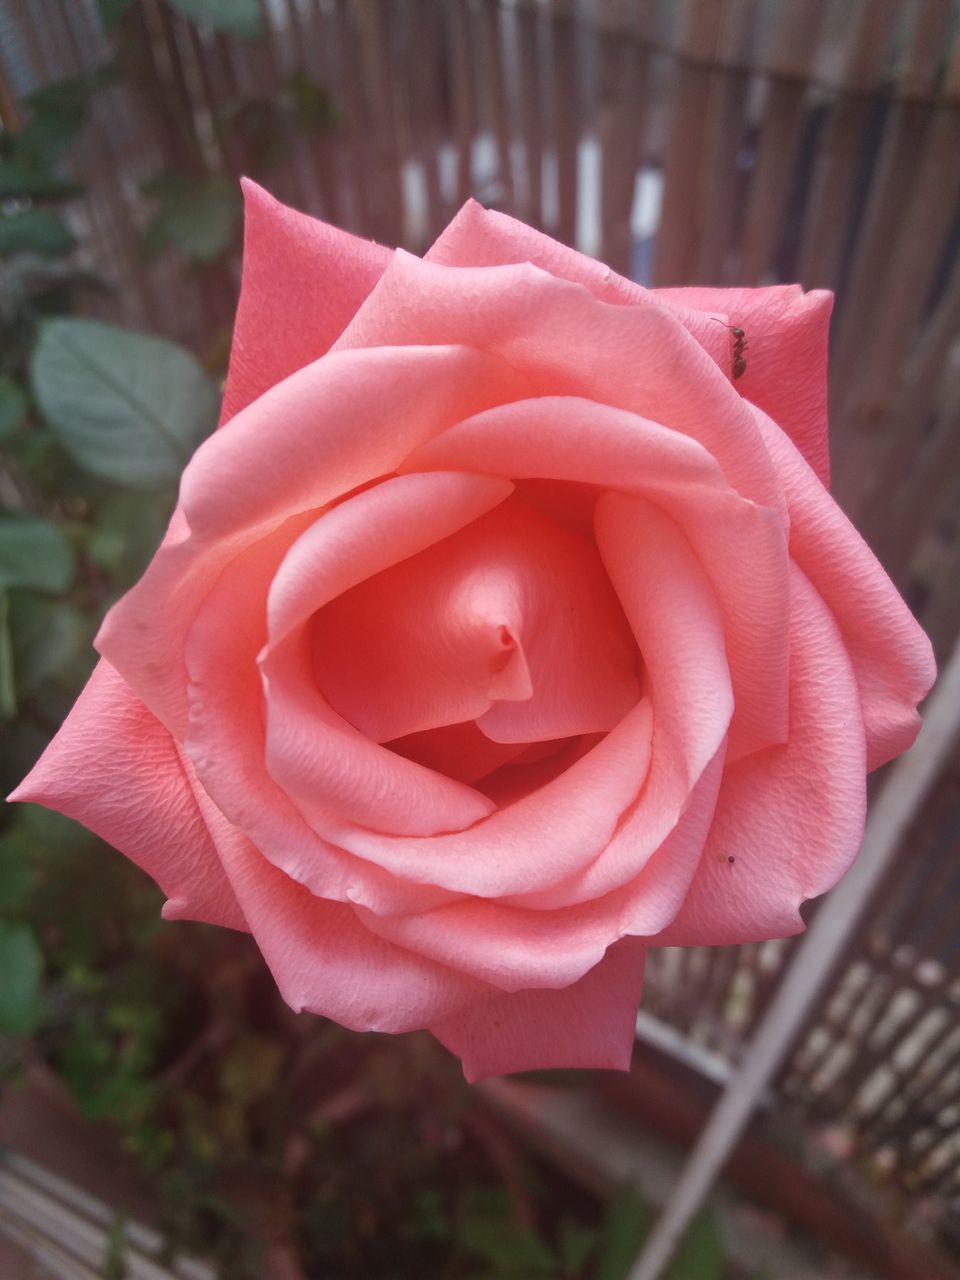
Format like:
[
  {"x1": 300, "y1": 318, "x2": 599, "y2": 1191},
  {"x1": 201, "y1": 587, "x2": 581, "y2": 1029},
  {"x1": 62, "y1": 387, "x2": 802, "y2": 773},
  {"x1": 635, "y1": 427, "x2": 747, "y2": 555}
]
[{"x1": 309, "y1": 492, "x2": 641, "y2": 785}]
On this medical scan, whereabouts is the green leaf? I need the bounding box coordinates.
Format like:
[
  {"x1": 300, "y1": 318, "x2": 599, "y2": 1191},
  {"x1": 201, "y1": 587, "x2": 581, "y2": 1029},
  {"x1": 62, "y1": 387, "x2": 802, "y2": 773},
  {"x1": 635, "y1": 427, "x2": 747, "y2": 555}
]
[
  {"x1": 0, "y1": 594, "x2": 15, "y2": 719},
  {"x1": 0, "y1": 163, "x2": 81, "y2": 200},
  {"x1": 0, "y1": 210, "x2": 75, "y2": 257},
  {"x1": 458, "y1": 1188, "x2": 555, "y2": 1277},
  {"x1": 286, "y1": 69, "x2": 337, "y2": 132},
  {"x1": 164, "y1": 0, "x2": 263, "y2": 38},
  {"x1": 0, "y1": 377, "x2": 28, "y2": 439},
  {"x1": 23, "y1": 67, "x2": 118, "y2": 123},
  {"x1": 0, "y1": 826, "x2": 35, "y2": 914},
  {"x1": 221, "y1": 1035, "x2": 284, "y2": 1105},
  {"x1": 143, "y1": 173, "x2": 241, "y2": 263},
  {"x1": 88, "y1": 491, "x2": 171, "y2": 585},
  {"x1": 103, "y1": 1216, "x2": 129, "y2": 1280},
  {"x1": 98, "y1": 0, "x2": 136, "y2": 29},
  {"x1": 31, "y1": 318, "x2": 219, "y2": 488},
  {"x1": 459, "y1": 1219, "x2": 556, "y2": 1276},
  {"x1": 8, "y1": 596, "x2": 89, "y2": 695},
  {"x1": 16, "y1": 66, "x2": 118, "y2": 171},
  {"x1": 12, "y1": 116, "x2": 84, "y2": 173},
  {"x1": 665, "y1": 1209, "x2": 725, "y2": 1280},
  {"x1": 0, "y1": 922, "x2": 44, "y2": 1035},
  {"x1": 0, "y1": 515, "x2": 76, "y2": 594},
  {"x1": 596, "y1": 1184, "x2": 650, "y2": 1280},
  {"x1": 558, "y1": 1220, "x2": 599, "y2": 1274}
]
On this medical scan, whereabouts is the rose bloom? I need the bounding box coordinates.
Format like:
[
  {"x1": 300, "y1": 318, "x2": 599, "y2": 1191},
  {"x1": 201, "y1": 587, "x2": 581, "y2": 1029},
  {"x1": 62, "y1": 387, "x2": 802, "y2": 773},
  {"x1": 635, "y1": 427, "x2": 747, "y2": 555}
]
[{"x1": 11, "y1": 182, "x2": 935, "y2": 1080}]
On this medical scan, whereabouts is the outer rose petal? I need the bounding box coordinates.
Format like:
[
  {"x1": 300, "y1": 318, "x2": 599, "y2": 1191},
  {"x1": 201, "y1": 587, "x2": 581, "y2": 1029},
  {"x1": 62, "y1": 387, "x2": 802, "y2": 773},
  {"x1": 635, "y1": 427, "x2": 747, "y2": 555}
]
[
  {"x1": 752, "y1": 405, "x2": 936, "y2": 769},
  {"x1": 353, "y1": 743, "x2": 724, "y2": 992},
  {"x1": 334, "y1": 251, "x2": 786, "y2": 518},
  {"x1": 220, "y1": 179, "x2": 391, "y2": 423},
  {"x1": 431, "y1": 939, "x2": 646, "y2": 1082},
  {"x1": 9, "y1": 660, "x2": 246, "y2": 932},
  {"x1": 190, "y1": 783, "x2": 493, "y2": 1035},
  {"x1": 656, "y1": 567, "x2": 866, "y2": 946},
  {"x1": 658, "y1": 284, "x2": 833, "y2": 486},
  {"x1": 425, "y1": 199, "x2": 732, "y2": 374}
]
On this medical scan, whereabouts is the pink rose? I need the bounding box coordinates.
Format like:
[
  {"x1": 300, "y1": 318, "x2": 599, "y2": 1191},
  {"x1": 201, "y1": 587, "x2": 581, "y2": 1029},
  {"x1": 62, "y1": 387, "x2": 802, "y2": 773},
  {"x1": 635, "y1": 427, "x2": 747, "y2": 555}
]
[{"x1": 11, "y1": 182, "x2": 935, "y2": 1080}]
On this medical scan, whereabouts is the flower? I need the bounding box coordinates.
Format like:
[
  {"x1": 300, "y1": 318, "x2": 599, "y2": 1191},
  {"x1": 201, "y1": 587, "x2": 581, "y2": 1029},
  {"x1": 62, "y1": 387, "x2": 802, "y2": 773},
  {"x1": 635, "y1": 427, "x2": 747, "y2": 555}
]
[{"x1": 10, "y1": 182, "x2": 935, "y2": 1081}]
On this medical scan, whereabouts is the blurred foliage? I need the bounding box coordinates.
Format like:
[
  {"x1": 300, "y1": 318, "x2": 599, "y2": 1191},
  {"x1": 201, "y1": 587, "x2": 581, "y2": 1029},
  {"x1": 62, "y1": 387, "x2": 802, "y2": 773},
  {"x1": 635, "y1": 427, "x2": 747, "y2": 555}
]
[
  {"x1": 99, "y1": 0, "x2": 262, "y2": 38},
  {"x1": 0, "y1": 9, "x2": 738, "y2": 1278}
]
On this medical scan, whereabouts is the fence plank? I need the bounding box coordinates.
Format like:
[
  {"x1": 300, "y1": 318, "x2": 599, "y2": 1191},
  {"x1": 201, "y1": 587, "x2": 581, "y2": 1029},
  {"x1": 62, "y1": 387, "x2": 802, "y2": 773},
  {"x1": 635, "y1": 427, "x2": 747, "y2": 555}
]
[
  {"x1": 652, "y1": 0, "x2": 725, "y2": 284},
  {"x1": 794, "y1": 0, "x2": 900, "y2": 292},
  {"x1": 739, "y1": 0, "x2": 828, "y2": 282}
]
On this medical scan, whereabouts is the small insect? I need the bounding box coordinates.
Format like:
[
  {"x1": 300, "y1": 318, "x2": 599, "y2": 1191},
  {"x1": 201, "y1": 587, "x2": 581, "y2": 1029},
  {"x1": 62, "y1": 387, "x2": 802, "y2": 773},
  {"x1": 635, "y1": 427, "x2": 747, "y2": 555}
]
[
  {"x1": 712, "y1": 318, "x2": 748, "y2": 380},
  {"x1": 719, "y1": 853, "x2": 737, "y2": 865}
]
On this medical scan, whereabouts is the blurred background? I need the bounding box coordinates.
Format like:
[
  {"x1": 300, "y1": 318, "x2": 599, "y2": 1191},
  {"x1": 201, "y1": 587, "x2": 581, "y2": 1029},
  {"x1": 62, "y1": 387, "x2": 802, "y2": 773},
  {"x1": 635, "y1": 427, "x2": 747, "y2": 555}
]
[{"x1": 1, "y1": 1, "x2": 959, "y2": 1277}]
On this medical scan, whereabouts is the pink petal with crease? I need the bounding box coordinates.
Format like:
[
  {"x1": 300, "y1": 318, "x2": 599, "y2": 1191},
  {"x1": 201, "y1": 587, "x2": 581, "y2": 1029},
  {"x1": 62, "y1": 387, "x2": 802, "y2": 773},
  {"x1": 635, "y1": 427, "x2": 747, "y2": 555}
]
[
  {"x1": 98, "y1": 344, "x2": 528, "y2": 736},
  {"x1": 191, "y1": 784, "x2": 493, "y2": 1034},
  {"x1": 334, "y1": 250, "x2": 785, "y2": 517},
  {"x1": 221, "y1": 179, "x2": 391, "y2": 423},
  {"x1": 431, "y1": 939, "x2": 646, "y2": 1082},
  {"x1": 753, "y1": 404, "x2": 936, "y2": 769},
  {"x1": 658, "y1": 284, "x2": 833, "y2": 485},
  {"x1": 425, "y1": 198, "x2": 731, "y2": 371},
  {"x1": 656, "y1": 566, "x2": 866, "y2": 945},
  {"x1": 9, "y1": 660, "x2": 246, "y2": 932},
  {"x1": 409, "y1": 395, "x2": 789, "y2": 759}
]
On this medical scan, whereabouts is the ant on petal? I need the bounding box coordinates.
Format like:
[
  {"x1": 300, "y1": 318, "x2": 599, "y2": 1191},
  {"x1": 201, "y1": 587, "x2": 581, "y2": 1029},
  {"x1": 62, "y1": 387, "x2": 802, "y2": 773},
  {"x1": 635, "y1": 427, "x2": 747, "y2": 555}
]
[{"x1": 712, "y1": 318, "x2": 748, "y2": 380}]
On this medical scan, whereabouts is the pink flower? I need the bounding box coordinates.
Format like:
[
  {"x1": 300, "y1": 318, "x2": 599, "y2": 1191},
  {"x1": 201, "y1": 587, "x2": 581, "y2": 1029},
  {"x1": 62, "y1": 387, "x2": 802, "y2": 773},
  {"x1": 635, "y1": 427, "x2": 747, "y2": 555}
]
[{"x1": 11, "y1": 183, "x2": 935, "y2": 1080}]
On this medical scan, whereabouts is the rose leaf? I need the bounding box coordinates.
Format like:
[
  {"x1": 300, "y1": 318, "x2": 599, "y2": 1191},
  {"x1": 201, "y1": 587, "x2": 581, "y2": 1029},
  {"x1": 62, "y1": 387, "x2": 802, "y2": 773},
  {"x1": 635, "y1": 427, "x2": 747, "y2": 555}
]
[
  {"x1": 31, "y1": 318, "x2": 220, "y2": 488},
  {"x1": 0, "y1": 921, "x2": 44, "y2": 1036}
]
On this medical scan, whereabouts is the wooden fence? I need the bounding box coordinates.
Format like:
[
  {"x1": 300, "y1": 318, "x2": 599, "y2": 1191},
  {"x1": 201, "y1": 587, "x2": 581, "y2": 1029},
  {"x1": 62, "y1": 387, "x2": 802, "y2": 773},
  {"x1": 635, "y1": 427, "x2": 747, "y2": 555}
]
[{"x1": 3, "y1": 0, "x2": 960, "y2": 1262}]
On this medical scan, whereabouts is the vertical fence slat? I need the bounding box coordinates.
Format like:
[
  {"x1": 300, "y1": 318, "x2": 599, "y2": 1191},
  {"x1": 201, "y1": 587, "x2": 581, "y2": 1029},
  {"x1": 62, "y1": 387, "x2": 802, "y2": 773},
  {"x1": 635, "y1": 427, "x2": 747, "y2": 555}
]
[
  {"x1": 862, "y1": 247, "x2": 960, "y2": 579},
  {"x1": 692, "y1": 1, "x2": 760, "y2": 283},
  {"x1": 595, "y1": 1, "x2": 650, "y2": 276},
  {"x1": 548, "y1": 0, "x2": 579, "y2": 245},
  {"x1": 514, "y1": 0, "x2": 544, "y2": 227},
  {"x1": 651, "y1": 0, "x2": 726, "y2": 284},
  {"x1": 828, "y1": 0, "x2": 953, "y2": 410},
  {"x1": 794, "y1": 0, "x2": 901, "y2": 292},
  {"x1": 739, "y1": 0, "x2": 827, "y2": 282},
  {"x1": 479, "y1": 0, "x2": 515, "y2": 213}
]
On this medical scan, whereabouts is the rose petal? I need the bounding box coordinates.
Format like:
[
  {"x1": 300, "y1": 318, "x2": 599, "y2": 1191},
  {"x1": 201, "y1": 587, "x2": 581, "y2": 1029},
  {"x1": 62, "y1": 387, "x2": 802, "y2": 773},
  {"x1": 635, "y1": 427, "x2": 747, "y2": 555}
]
[
  {"x1": 353, "y1": 747, "x2": 724, "y2": 991},
  {"x1": 331, "y1": 697, "x2": 654, "y2": 897},
  {"x1": 98, "y1": 344, "x2": 528, "y2": 736},
  {"x1": 181, "y1": 520, "x2": 458, "y2": 917},
  {"x1": 753, "y1": 405, "x2": 936, "y2": 770},
  {"x1": 430, "y1": 938, "x2": 646, "y2": 1081},
  {"x1": 9, "y1": 660, "x2": 246, "y2": 932},
  {"x1": 426, "y1": 199, "x2": 731, "y2": 373},
  {"x1": 187, "y1": 516, "x2": 492, "y2": 859},
  {"x1": 515, "y1": 493, "x2": 733, "y2": 907},
  {"x1": 220, "y1": 179, "x2": 391, "y2": 424},
  {"x1": 185, "y1": 344, "x2": 530, "y2": 542},
  {"x1": 265, "y1": 471, "x2": 526, "y2": 744},
  {"x1": 191, "y1": 785, "x2": 493, "y2": 1034},
  {"x1": 335, "y1": 494, "x2": 732, "y2": 900},
  {"x1": 409, "y1": 395, "x2": 789, "y2": 758},
  {"x1": 658, "y1": 284, "x2": 833, "y2": 486},
  {"x1": 306, "y1": 496, "x2": 639, "y2": 745},
  {"x1": 334, "y1": 251, "x2": 786, "y2": 518},
  {"x1": 387, "y1": 721, "x2": 531, "y2": 785},
  {"x1": 656, "y1": 565, "x2": 866, "y2": 945}
]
